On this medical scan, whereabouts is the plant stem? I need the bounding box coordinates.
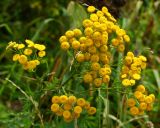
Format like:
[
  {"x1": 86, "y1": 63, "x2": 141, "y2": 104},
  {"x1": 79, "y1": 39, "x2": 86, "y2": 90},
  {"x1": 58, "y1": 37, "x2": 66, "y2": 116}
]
[
  {"x1": 74, "y1": 119, "x2": 78, "y2": 128},
  {"x1": 6, "y1": 78, "x2": 44, "y2": 128}
]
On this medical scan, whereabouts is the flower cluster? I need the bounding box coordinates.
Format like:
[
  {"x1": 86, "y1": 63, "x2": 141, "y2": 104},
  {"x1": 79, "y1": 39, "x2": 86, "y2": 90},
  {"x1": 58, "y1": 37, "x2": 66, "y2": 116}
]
[
  {"x1": 51, "y1": 95, "x2": 96, "y2": 123},
  {"x1": 59, "y1": 6, "x2": 130, "y2": 87},
  {"x1": 6, "y1": 39, "x2": 46, "y2": 70},
  {"x1": 121, "y1": 52, "x2": 147, "y2": 86},
  {"x1": 127, "y1": 84, "x2": 155, "y2": 116}
]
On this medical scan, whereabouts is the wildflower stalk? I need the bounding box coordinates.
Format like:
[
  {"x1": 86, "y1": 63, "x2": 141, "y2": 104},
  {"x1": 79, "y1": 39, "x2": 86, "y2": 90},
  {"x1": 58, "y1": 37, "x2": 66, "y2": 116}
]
[
  {"x1": 116, "y1": 53, "x2": 124, "y2": 122},
  {"x1": 6, "y1": 78, "x2": 44, "y2": 128},
  {"x1": 74, "y1": 119, "x2": 78, "y2": 128},
  {"x1": 97, "y1": 88, "x2": 102, "y2": 128}
]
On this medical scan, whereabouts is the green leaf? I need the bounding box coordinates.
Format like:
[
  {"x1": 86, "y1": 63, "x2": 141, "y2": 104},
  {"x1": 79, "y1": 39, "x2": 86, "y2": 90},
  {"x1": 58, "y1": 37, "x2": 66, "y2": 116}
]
[{"x1": 67, "y1": 1, "x2": 87, "y2": 28}]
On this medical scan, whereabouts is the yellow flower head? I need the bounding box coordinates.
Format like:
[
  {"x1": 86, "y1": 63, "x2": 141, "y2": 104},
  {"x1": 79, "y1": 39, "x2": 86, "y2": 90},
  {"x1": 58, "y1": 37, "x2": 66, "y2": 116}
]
[
  {"x1": 132, "y1": 73, "x2": 141, "y2": 80},
  {"x1": 60, "y1": 95, "x2": 68, "y2": 104},
  {"x1": 59, "y1": 35, "x2": 68, "y2": 43},
  {"x1": 63, "y1": 110, "x2": 71, "y2": 119},
  {"x1": 88, "y1": 107, "x2": 96, "y2": 115},
  {"x1": 24, "y1": 48, "x2": 33, "y2": 56},
  {"x1": 13, "y1": 54, "x2": 20, "y2": 61},
  {"x1": 6, "y1": 41, "x2": 16, "y2": 49},
  {"x1": 102, "y1": 75, "x2": 110, "y2": 83},
  {"x1": 94, "y1": 78, "x2": 102, "y2": 87},
  {"x1": 60, "y1": 42, "x2": 70, "y2": 50},
  {"x1": 136, "y1": 85, "x2": 145, "y2": 93},
  {"x1": 38, "y1": 51, "x2": 46, "y2": 57},
  {"x1": 139, "y1": 102, "x2": 147, "y2": 110},
  {"x1": 127, "y1": 98, "x2": 136, "y2": 107},
  {"x1": 71, "y1": 40, "x2": 80, "y2": 50},
  {"x1": 74, "y1": 106, "x2": 82, "y2": 114},
  {"x1": 83, "y1": 73, "x2": 93, "y2": 83},
  {"x1": 130, "y1": 106, "x2": 139, "y2": 116},
  {"x1": 91, "y1": 62, "x2": 101, "y2": 71},
  {"x1": 90, "y1": 13, "x2": 98, "y2": 22},
  {"x1": 84, "y1": 101, "x2": 90, "y2": 110},
  {"x1": 134, "y1": 91, "x2": 143, "y2": 99},
  {"x1": 123, "y1": 35, "x2": 130, "y2": 43},
  {"x1": 149, "y1": 94, "x2": 155, "y2": 102},
  {"x1": 17, "y1": 44, "x2": 25, "y2": 49},
  {"x1": 76, "y1": 53, "x2": 85, "y2": 63},
  {"x1": 77, "y1": 98, "x2": 86, "y2": 107},
  {"x1": 145, "y1": 96, "x2": 153, "y2": 104},
  {"x1": 83, "y1": 19, "x2": 93, "y2": 28},
  {"x1": 34, "y1": 44, "x2": 46, "y2": 51},
  {"x1": 68, "y1": 96, "x2": 77, "y2": 104},
  {"x1": 18, "y1": 55, "x2": 28, "y2": 64},
  {"x1": 51, "y1": 103, "x2": 59, "y2": 113},
  {"x1": 52, "y1": 96, "x2": 60, "y2": 104},
  {"x1": 87, "y1": 6, "x2": 96, "y2": 13},
  {"x1": 65, "y1": 30, "x2": 74, "y2": 38},
  {"x1": 122, "y1": 79, "x2": 131, "y2": 86}
]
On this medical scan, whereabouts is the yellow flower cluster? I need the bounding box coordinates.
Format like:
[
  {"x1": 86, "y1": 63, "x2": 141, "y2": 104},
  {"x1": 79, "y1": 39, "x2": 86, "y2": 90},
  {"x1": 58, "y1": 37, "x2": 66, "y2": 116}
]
[
  {"x1": 51, "y1": 95, "x2": 96, "y2": 123},
  {"x1": 127, "y1": 84, "x2": 155, "y2": 116},
  {"x1": 6, "y1": 39, "x2": 46, "y2": 70},
  {"x1": 121, "y1": 52, "x2": 147, "y2": 86},
  {"x1": 59, "y1": 6, "x2": 130, "y2": 87}
]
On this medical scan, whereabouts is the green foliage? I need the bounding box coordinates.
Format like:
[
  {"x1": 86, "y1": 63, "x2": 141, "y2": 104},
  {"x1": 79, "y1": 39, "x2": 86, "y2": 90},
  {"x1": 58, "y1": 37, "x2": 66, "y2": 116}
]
[{"x1": 0, "y1": 0, "x2": 159, "y2": 128}]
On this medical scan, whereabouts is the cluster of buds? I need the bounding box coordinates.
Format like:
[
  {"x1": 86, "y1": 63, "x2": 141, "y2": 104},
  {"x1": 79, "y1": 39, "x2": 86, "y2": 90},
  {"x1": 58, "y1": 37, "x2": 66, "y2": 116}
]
[
  {"x1": 121, "y1": 52, "x2": 147, "y2": 86},
  {"x1": 51, "y1": 95, "x2": 96, "y2": 123},
  {"x1": 6, "y1": 39, "x2": 46, "y2": 70},
  {"x1": 127, "y1": 84, "x2": 155, "y2": 116},
  {"x1": 59, "y1": 6, "x2": 131, "y2": 87}
]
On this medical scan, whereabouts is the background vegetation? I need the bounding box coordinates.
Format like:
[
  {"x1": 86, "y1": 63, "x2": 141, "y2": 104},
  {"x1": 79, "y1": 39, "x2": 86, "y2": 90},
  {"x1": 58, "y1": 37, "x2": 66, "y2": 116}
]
[{"x1": 0, "y1": 0, "x2": 159, "y2": 128}]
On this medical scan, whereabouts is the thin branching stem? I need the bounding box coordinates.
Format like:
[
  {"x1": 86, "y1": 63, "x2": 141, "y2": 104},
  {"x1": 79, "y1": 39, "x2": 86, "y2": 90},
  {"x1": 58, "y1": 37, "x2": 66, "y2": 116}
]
[{"x1": 6, "y1": 78, "x2": 44, "y2": 128}]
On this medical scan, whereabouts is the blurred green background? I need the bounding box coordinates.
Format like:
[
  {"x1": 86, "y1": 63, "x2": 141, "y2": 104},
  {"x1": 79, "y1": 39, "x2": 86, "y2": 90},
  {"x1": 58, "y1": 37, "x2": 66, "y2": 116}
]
[{"x1": 0, "y1": 0, "x2": 160, "y2": 128}]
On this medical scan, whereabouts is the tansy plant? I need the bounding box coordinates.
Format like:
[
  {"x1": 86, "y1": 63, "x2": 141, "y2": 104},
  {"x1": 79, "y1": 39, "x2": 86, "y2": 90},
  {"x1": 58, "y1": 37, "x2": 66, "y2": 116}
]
[
  {"x1": 6, "y1": 39, "x2": 46, "y2": 70},
  {"x1": 51, "y1": 95, "x2": 96, "y2": 123},
  {"x1": 57, "y1": 5, "x2": 155, "y2": 122},
  {"x1": 5, "y1": 5, "x2": 155, "y2": 127}
]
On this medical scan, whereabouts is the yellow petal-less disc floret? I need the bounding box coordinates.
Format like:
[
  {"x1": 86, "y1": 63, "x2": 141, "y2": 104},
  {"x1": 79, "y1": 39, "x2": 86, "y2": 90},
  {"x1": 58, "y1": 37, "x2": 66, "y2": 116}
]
[
  {"x1": 139, "y1": 102, "x2": 147, "y2": 110},
  {"x1": 122, "y1": 79, "x2": 131, "y2": 86},
  {"x1": 94, "y1": 78, "x2": 102, "y2": 87},
  {"x1": 51, "y1": 103, "x2": 60, "y2": 112},
  {"x1": 77, "y1": 98, "x2": 86, "y2": 107},
  {"x1": 87, "y1": 6, "x2": 96, "y2": 13},
  {"x1": 17, "y1": 44, "x2": 25, "y2": 49},
  {"x1": 71, "y1": 40, "x2": 80, "y2": 50},
  {"x1": 60, "y1": 42, "x2": 70, "y2": 50},
  {"x1": 38, "y1": 51, "x2": 46, "y2": 57},
  {"x1": 73, "y1": 28, "x2": 82, "y2": 37},
  {"x1": 134, "y1": 91, "x2": 143, "y2": 99},
  {"x1": 136, "y1": 85, "x2": 145, "y2": 93},
  {"x1": 88, "y1": 107, "x2": 96, "y2": 115},
  {"x1": 24, "y1": 48, "x2": 33, "y2": 56},
  {"x1": 83, "y1": 73, "x2": 93, "y2": 83},
  {"x1": 145, "y1": 96, "x2": 153, "y2": 104},
  {"x1": 130, "y1": 106, "x2": 139, "y2": 116},
  {"x1": 127, "y1": 98, "x2": 136, "y2": 107},
  {"x1": 76, "y1": 53, "x2": 85, "y2": 62},
  {"x1": 68, "y1": 96, "x2": 77, "y2": 104},
  {"x1": 60, "y1": 95, "x2": 68, "y2": 104},
  {"x1": 63, "y1": 110, "x2": 71, "y2": 119},
  {"x1": 18, "y1": 55, "x2": 28, "y2": 64},
  {"x1": 13, "y1": 54, "x2": 20, "y2": 61},
  {"x1": 52, "y1": 96, "x2": 60, "y2": 103},
  {"x1": 74, "y1": 106, "x2": 82, "y2": 114},
  {"x1": 59, "y1": 35, "x2": 68, "y2": 43},
  {"x1": 65, "y1": 30, "x2": 74, "y2": 38}
]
